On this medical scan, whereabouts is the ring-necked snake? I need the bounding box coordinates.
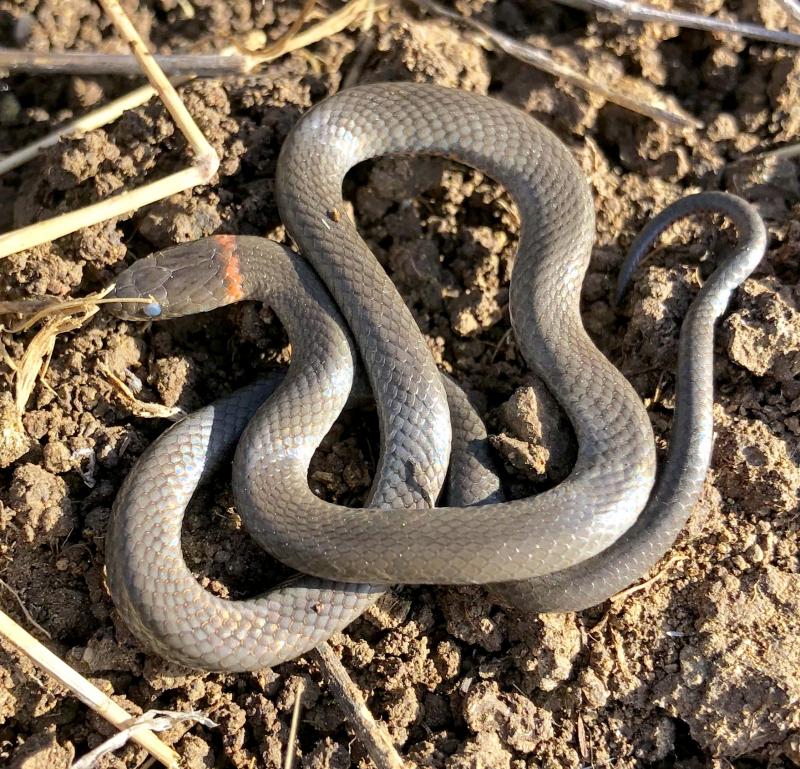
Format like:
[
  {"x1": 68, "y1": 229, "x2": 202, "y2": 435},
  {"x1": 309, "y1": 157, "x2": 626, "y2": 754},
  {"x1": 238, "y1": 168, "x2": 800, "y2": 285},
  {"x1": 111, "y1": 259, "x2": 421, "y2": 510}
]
[{"x1": 106, "y1": 83, "x2": 766, "y2": 671}]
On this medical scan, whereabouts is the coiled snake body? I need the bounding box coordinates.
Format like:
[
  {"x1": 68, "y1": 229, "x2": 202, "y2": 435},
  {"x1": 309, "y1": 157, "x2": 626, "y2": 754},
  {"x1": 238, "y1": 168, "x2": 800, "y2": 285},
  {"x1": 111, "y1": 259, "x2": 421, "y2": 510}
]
[{"x1": 107, "y1": 83, "x2": 766, "y2": 671}]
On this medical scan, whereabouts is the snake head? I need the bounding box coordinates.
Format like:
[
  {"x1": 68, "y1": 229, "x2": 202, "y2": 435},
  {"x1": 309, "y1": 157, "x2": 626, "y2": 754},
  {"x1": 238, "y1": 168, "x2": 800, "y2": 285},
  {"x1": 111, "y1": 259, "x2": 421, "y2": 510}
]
[{"x1": 107, "y1": 236, "x2": 244, "y2": 321}]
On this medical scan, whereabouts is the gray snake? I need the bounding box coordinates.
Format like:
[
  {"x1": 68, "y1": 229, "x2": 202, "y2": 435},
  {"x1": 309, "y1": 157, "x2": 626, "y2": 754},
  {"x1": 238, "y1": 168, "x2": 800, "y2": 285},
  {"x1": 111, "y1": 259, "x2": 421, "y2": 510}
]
[{"x1": 106, "y1": 83, "x2": 766, "y2": 671}]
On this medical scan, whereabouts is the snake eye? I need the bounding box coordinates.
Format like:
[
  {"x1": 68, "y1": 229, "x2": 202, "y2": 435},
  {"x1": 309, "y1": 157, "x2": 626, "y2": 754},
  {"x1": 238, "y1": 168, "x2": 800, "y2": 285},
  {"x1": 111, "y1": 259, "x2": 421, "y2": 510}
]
[{"x1": 143, "y1": 302, "x2": 162, "y2": 318}]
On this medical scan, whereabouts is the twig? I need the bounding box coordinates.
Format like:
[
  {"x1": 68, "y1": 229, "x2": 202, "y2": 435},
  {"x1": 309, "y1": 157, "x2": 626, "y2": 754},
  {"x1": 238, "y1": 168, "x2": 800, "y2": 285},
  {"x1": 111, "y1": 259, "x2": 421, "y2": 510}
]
[
  {"x1": 0, "y1": 608, "x2": 180, "y2": 768},
  {"x1": 411, "y1": 0, "x2": 702, "y2": 129},
  {"x1": 609, "y1": 554, "x2": 686, "y2": 603},
  {"x1": 99, "y1": 364, "x2": 185, "y2": 421},
  {"x1": 0, "y1": 49, "x2": 256, "y2": 76},
  {"x1": 0, "y1": 0, "x2": 219, "y2": 260},
  {"x1": 576, "y1": 712, "x2": 589, "y2": 760},
  {"x1": 560, "y1": 0, "x2": 800, "y2": 47},
  {"x1": 489, "y1": 327, "x2": 514, "y2": 363},
  {"x1": 313, "y1": 643, "x2": 406, "y2": 769},
  {"x1": 0, "y1": 0, "x2": 384, "y2": 77},
  {"x1": 587, "y1": 553, "x2": 688, "y2": 636},
  {"x1": 609, "y1": 625, "x2": 631, "y2": 677}
]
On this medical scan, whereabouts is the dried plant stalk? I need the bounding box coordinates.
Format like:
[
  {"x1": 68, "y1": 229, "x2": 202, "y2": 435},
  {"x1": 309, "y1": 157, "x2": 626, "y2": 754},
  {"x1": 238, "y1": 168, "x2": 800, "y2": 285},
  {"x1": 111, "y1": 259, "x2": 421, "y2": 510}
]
[
  {"x1": 0, "y1": 49, "x2": 254, "y2": 76},
  {"x1": 100, "y1": 365, "x2": 185, "y2": 420},
  {"x1": 0, "y1": 0, "x2": 384, "y2": 76},
  {"x1": 562, "y1": 0, "x2": 800, "y2": 46},
  {"x1": 0, "y1": 0, "x2": 387, "y2": 258},
  {"x1": 0, "y1": 609, "x2": 180, "y2": 768},
  {"x1": 412, "y1": 0, "x2": 702, "y2": 128},
  {"x1": 0, "y1": 0, "x2": 219, "y2": 260},
  {"x1": 313, "y1": 643, "x2": 407, "y2": 769},
  {"x1": 0, "y1": 84, "x2": 158, "y2": 175}
]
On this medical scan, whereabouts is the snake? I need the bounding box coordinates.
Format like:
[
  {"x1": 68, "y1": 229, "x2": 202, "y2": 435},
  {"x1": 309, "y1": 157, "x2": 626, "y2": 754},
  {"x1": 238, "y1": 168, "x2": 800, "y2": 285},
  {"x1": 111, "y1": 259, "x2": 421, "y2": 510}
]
[{"x1": 106, "y1": 83, "x2": 766, "y2": 671}]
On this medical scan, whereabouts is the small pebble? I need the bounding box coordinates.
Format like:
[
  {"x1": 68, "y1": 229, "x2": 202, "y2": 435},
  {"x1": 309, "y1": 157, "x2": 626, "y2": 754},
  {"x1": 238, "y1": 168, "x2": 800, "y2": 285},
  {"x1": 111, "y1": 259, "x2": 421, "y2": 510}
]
[
  {"x1": 746, "y1": 543, "x2": 765, "y2": 563},
  {"x1": 731, "y1": 555, "x2": 748, "y2": 571},
  {"x1": 13, "y1": 13, "x2": 35, "y2": 46},
  {"x1": 0, "y1": 93, "x2": 21, "y2": 125}
]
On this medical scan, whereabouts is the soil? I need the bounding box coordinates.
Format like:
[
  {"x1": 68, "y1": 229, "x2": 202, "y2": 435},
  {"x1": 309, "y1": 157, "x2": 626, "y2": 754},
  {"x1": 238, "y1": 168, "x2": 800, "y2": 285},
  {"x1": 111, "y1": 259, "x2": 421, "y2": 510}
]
[{"x1": 0, "y1": 1, "x2": 799, "y2": 768}]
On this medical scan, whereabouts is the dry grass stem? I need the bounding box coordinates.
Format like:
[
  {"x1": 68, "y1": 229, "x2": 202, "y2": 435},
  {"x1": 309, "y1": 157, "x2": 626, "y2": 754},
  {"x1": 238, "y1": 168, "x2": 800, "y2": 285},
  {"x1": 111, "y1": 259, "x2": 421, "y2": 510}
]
[
  {"x1": 0, "y1": 84, "x2": 159, "y2": 176},
  {"x1": 775, "y1": 0, "x2": 800, "y2": 22},
  {"x1": 0, "y1": 608, "x2": 181, "y2": 768},
  {"x1": 0, "y1": 578, "x2": 51, "y2": 639},
  {"x1": 248, "y1": 0, "x2": 318, "y2": 59},
  {"x1": 100, "y1": 365, "x2": 185, "y2": 420},
  {"x1": 0, "y1": 166, "x2": 211, "y2": 259},
  {"x1": 0, "y1": 0, "x2": 383, "y2": 76},
  {"x1": 97, "y1": 0, "x2": 217, "y2": 171},
  {"x1": 247, "y1": 0, "x2": 385, "y2": 63},
  {"x1": 0, "y1": 0, "x2": 219, "y2": 260},
  {"x1": 283, "y1": 679, "x2": 306, "y2": 769},
  {"x1": 0, "y1": 292, "x2": 158, "y2": 427},
  {"x1": 566, "y1": 0, "x2": 800, "y2": 46},
  {"x1": 413, "y1": 0, "x2": 702, "y2": 129},
  {"x1": 71, "y1": 709, "x2": 217, "y2": 769},
  {"x1": 361, "y1": 0, "x2": 378, "y2": 31},
  {"x1": 0, "y1": 289, "x2": 118, "y2": 334},
  {"x1": 0, "y1": 0, "x2": 384, "y2": 260},
  {"x1": 0, "y1": 289, "x2": 112, "y2": 413},
  {"x1": 728, "y1": 140, "x2": 800, "y2": 166},
  {"x1": 0, "y1": 291, "x2": 158, "y2": 428}
]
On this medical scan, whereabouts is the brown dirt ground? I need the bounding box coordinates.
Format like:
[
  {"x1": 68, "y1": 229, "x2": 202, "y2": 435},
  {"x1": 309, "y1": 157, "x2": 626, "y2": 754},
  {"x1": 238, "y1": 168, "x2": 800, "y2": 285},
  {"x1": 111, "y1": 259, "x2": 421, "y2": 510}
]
[{"x1": 0, "y1": 1, "x2": 799, "y2": 767}]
